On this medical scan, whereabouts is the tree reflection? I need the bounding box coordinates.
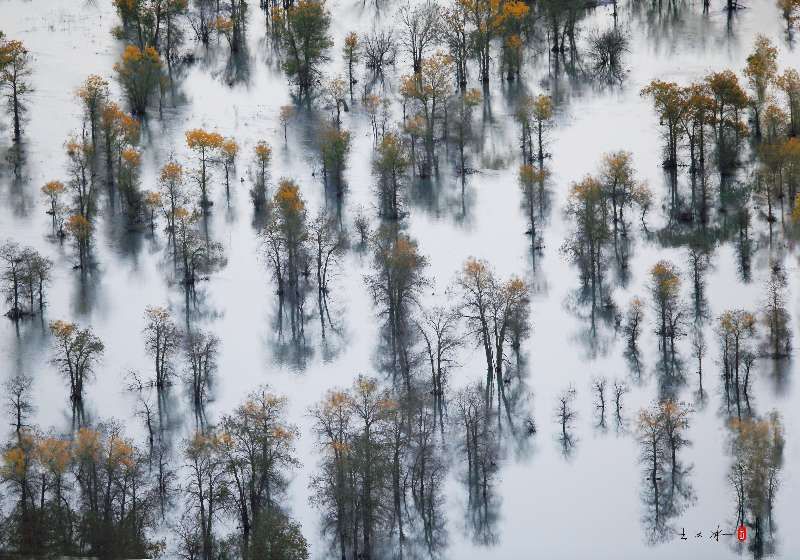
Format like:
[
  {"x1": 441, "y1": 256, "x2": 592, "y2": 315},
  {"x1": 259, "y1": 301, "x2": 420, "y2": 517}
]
[
  {"x1": 727, "y1": 413, "x2": 784, "y2": 559},
  {"x1": 454, "y1": 383, "x2": 499, "y2": 546},
  {"x1": 637, "y1": 400, "x2": 696, "y2": 545}
]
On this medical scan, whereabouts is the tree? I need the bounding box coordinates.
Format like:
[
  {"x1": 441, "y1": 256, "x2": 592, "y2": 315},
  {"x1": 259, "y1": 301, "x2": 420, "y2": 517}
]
[
  {"x1": 728, "y1": 413, "x2": 784, "y2": 557},
  {"x1": 251, "y1": 140, "x2": 272, "y2": 209},
  {"x1": 214, "y1": 0, "x2": 247, "y2": 53},
  {"x1": 680, "y1": 82, "x2": 716, "y2": 175},
  {"x1": 183, "y1": 431, "x2": 228, "y2": 560},
  {"x1": 159, "y1": 160, "x2": 185, "y2": 238},
  {"x1": 561, "y1": 176, "x2": 609, "y2": 310},
  {"x1": 113, "y1": 44, "x2": 162, "y2": 115},
  {"x1": 186, "y1": 129, "x2": 224, "y2": 210},
  {"x1": 342, "y1": 32, "x2": 360, "y2": 98},
  {"x1": 400, "y1": 51, "x2": 453, "y2": 176},
  {"x1": 637, "y1": 404, "x2": 667, "y2": 535},
  {"x1": 441, "y1": 3, "x2": 469, "y2": 88},
  {"x1": 457, "y1": 257, "x2": 529, "y2": 427},
  {"x1": 143, "y1": 306, "x2": 182, "y2": 389},
  {"x1": 279, "y1": 106, "x2": 294, "y2": 141},
  {"x1": 4, "y1": 375, "x2": 33, "y2": 438},
  {"x1": 453, "y1": 88, "x2": 481, "y2": 180},
  {"x1": 717, "y1": 309, "x2": 757, "y2": 418},
  {"x1": 762, "y1": 261, "x2": 791, "y2": 358},
  {"x1": 587, "y1": 27, "x2": 628, "y2": 80},
  {"x1": 266, "y1": 179, "x2": 309, "y2": 299},
  {"x1": 363, "y1": 29, "x2": 396, "y2": 76},
  {"x1": 365, "y1": 228, "x2": 429, "y2": 386},
  {"x1": 100, "y1": 101, "x2": 140, "y2": 186},
  {"x1": 309, "y1": 389, "x2": 355, "y2": 560},
  {"x1": 187, "y1": 0, "x2": 215, "y2": 44},
  {"x1": 144, "y1": 190, "x2": 162, "y2": 230},
  {"x1": 777, "y1": 70, "x2": 800, "y2": 138},
  {"x1": 658, "y1": 400, "x2": 692, "y2": 472},
  {"x1": 555, "y1": 386, "x2": 577, "y2": 452},
  {"x1": 41, "y1": 181, "x2": 67, "y2": 237},
  {"x1": 173, "y1": 207, "x2": 222, "y2": 286},
  {"x1": 320, "y1": 124, "x2": 351, "y2": 188},
  {"x1": 65, "y1": 134, "x2": 96, "y2": 219},
  {"x1": 641, "y1": 80, "x2": 684, "y2": 168},
  {"x1": 516, "y1": 94, "x2": 553, "y2": 167},
  {"x1": 649, "y1": 260, "x2": 684, "y2": 370},
  {"x1": 65, "y1": 214, "x2": 93, "y2": 269},
  {"x1": 777, "y1": 0, "x2": 800, "y2": 29},
  {"x1": 184, "y1": 329, "x2": 218, "y2": 413},
  {"x1": 19, "y1": 247, "x2": 52, "y2": 315},
  {"x1": 518, "y1": 164, "x2": 547, "y2": 249},
  {"x1": 417, "y1": 304, "x2": 461, "y2": 433},
  {"x1": 349, "y1": 376, "x2": 394, "y2": 559},
  {"x1": 309, "y1": 210, "x2": 343, "y2": 299},
  {"x1": 281, "y1": 0, "x2": 333, "y2": 96},
  {"x1": 0, "y1": 38, "x2": 33, "y2": 143},
  {"x1": 119, "y1": 146, "x2": 143, "y2": 218},
  {"x1": 1, "y1": 240, "x2": 24, "y2": 318},
  {"x1": 458, "y1": 0, "x2": 513, "y2": 84},
  {"x1": 220, "y1": 387, "x2": 300, "y2": 555},
  {"x1": 591, "y1": 376, "x2": 607, "y2": 428},
  {"x1": 76, "y1": 74, "x2": 109, "y2": 147},
  {"x1": 624, "y1": 296, "x2": 644, "y2": 350},
  {"x1": 599, "y1": 150, "x2": 644, "y2": 254},
  {"x1": 220, "y1": 138, "x2": 238, "y2": 200},
  {"x1": 323, "y1": 76, "x2": 348, "y2": 129},
  {"x1": 49, "y1": 320, "x2": 104, "y2": 402},
  {"x1": 400, "y1": 0, "x2": 440, "y2": 75},
  {"x1": 705, "y1": 69, "x2": 748, "y2": 141},
  {"x1": 248, "y1": 510, "x2": 309, "y2": 560},
  {"x1": 373, "y1": 132, "x2": 409, "y2": 220},
  {"x1": 743, "y1": 35, "x2": 778, "y2": 139}
]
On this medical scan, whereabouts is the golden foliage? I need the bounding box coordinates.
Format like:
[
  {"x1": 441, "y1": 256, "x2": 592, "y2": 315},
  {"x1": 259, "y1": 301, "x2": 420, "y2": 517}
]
[
  {"x1": 518, "y1": 163, "x2": 548, "y2": 186},
  {"x1": 185, "y1": 128, "x2": 224, "y2": 151},
  {"x1": 221, "y1": 138, "x2": 239, "y2": 160},
  {"x1": 74, "y1": 428, "x2": 101, "y2": 462},
  {"x1": 1, "y1": 447, "x2": 27, "y2": 479},
  {"x1": 37, "y1": 437, "x2": 72, "y2": 474},
  {"x1": 144, "y1": 190, "x2": 162, "y2": 207},
  {"x1": 77, "y1": 74, "x2": 109, "y2": 106},
  {"x1": 160, "y1": 161, "x2": 183, "y2": 183},
  {"x1": 49, "y1": 319, "x2": 76, "y2": 339},
  {"x1": 650, "y1": 260, "x2": 681, "y2": 299},
  {"x1": 41, "y1": 180, "x2": 66, "y2": 197},
  {"x1": 275, "y1": 179, "x2": 305, "y2": 214},
  {"x1": 66, "y1": 213, "x2": 92, "y2": 240},
  {"x1": 254, "y1": 140, "x2": 272, "y2": 163},
  {"x1": 121, "y1": 146, "x2": 141, "y2": 168}
]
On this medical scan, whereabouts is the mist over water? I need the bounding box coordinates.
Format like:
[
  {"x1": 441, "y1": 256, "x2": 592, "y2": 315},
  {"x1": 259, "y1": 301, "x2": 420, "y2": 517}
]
[{"x1": 2, "y1": 0, "x2": 800, "y2": 558}]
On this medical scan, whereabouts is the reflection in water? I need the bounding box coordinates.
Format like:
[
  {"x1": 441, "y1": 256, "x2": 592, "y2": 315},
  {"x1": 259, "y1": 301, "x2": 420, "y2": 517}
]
[
  {"x1": 454, "y1": 383, "x2": 499, "y2": 547},
  {"x1": 727, "y1": 413, "x2": 784, "y2": 559},
  {"x1": 555, "y1": 385, "x2": 578, "y2": 458},
  {"x1": 637, "y1": 400, "x2": 696, "y2": 545},
  {"x1": 309, "y1": 377, "x2": 449, "y2": 560},
  {"x1": 3, "y1": 0, "x2": 800, "y2": 558}
]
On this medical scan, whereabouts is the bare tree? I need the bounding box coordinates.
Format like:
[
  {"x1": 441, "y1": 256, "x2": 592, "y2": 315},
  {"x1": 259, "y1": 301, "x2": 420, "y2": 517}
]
[
  {"x1": 591, "y1": 376, "x2": 607, "y2": 429},
  {"x1": 417, "y1": 304, "x2": 461, "y2": 433},
  {"x1": 4, "y1": 375, "x2": 33, "y2": 439},
  {"x1": 143, "y1": 306, "x2": 182, "y2": 389},
  {"x1": 363, "y1": 30, "x2": 396, "y2": 76},
  {"x1": 399, "y1": 1, "x2": 440, "y2": 74},
  {"x1": 184, "y1": 329, "x2": 219, "y2": 417},
  {"x1": 556, "y1": 386, "x2": 577, "y2": 454}
]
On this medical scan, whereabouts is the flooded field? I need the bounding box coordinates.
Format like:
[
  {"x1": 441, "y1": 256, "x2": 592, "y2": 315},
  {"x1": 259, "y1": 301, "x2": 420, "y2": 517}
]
[{"x1": 1, "y1": 0, "x2": 800, "y2": 558}]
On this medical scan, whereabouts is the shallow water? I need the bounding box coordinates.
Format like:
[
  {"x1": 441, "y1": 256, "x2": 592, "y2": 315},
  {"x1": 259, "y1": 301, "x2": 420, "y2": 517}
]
[{"x1": 2, "y1": 0, "x2": 800, "y2": 558}]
